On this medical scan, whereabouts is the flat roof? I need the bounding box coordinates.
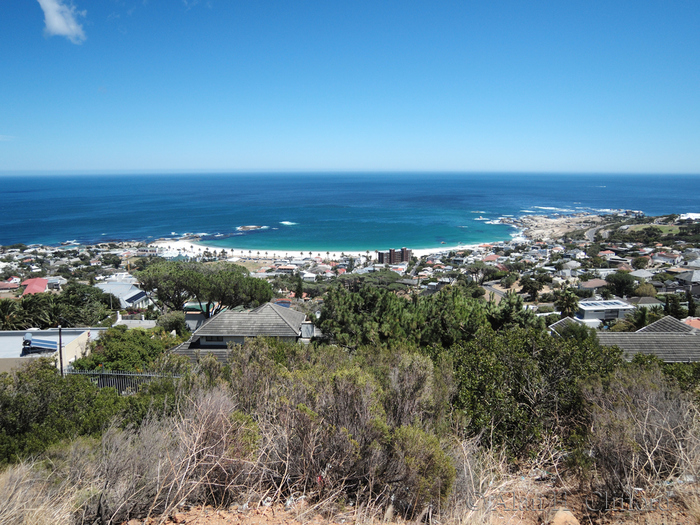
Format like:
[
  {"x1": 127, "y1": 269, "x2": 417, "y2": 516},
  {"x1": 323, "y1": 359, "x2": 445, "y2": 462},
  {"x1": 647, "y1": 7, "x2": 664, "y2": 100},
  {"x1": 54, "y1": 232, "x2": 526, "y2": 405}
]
[
  {"x1": 579, "y1": 300, "x2": 634, "y2": 310},
  {"x1": 0, "y1": 328, "x2": 96, "y2": 359}
]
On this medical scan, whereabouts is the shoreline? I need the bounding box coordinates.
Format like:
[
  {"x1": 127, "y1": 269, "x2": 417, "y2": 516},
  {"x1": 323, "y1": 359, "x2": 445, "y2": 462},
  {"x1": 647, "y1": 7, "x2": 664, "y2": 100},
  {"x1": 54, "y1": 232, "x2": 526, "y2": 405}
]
[
  {"x1": 146, "y1": 213, "x2": 605, "y2": 262},
  {"x1": 7, "y1": 212, "x2": 610, "y2": 262}
]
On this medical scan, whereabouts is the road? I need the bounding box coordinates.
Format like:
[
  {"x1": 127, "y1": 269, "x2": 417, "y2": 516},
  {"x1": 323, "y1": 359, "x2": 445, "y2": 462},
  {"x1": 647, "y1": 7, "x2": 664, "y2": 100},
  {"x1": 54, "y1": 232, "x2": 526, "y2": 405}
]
[
  {"x1": 483, "y1": 280, "x2": 506, "y2": 303},
  {"x1": 585, "y1": 225, "x2": 606, "y2": 242}
]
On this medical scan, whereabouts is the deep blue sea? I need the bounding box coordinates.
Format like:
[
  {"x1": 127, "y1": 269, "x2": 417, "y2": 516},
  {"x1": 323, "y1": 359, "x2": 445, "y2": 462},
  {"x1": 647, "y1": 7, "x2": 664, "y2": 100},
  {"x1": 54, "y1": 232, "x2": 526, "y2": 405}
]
[{"x1": 2, "y1": 173, "x2": 699, "y2": 251}]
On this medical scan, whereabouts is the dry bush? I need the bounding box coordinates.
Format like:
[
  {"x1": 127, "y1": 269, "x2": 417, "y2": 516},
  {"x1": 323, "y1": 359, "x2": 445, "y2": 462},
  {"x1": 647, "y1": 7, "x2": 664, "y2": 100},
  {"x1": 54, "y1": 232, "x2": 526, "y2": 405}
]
[
  {"x1": 256, "y1": 367, "x2": 388, "y2": 506},
  {"x1": 0, "y1": 462, "x2": 77, "y2": 525},
  {"x1": 444, "y1": 436, "x2": 511, "y2": 525},
  {"x1": 252, "y1": 363, "x2": 456, "y2": 519},
  {"x1": 584, "y1": 365, "x2": 700, "y2": 495},
  {"x1": 76, "y1": 386, "x2": 259, "y2": 524},
  {"x1": 385, "y1": 353, "x2": 436, "y2": 428}
]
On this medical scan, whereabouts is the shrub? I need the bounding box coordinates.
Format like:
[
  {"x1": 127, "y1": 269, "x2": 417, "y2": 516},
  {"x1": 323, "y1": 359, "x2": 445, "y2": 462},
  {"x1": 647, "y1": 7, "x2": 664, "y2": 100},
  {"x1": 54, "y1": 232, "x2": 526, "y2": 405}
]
[
  {"x1": 583, "y1": 364, "x2": 700, "y2": 495},
  {"x1": 386, "y1": 426, "x2": 455, "y2": 517},
  {"x1": 156, "y1": 310, "x2": 188, "y2": 335},
  {"x1": 72, "y1": 325, "x2": 181, "y2": 371},
  {"x1": 80, "y1": 387, "x2": 258, "y2": 523},
  {"x1": 0, "y1": 359, "x2": 124, "y2": 465}
]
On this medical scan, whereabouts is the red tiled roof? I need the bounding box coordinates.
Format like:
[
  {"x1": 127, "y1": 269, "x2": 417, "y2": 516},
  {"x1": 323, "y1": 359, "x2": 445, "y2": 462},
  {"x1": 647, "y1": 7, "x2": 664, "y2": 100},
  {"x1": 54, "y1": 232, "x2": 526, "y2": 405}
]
[
  {"x1": 21, "y1": 278, "x2": 48, "y2": 296},
  {"x1": 684, "y1": 318, "x2": 700, "y2": 330}
]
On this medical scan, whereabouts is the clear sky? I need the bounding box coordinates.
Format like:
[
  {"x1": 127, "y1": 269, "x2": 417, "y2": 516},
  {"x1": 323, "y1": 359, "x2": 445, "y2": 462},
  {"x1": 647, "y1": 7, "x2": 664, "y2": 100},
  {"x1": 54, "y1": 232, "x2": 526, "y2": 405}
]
[{"x1": 1, "y1": 1, "x2": 699, "y2": 174}]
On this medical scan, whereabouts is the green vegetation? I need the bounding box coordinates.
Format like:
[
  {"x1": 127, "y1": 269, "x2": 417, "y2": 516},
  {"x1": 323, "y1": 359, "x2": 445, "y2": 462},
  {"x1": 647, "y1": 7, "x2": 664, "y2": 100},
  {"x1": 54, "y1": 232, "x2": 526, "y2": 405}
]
[
  {"x1": 0, "y1": 283, "x2": 118, "y2": 330},
  {"x1": 317, "y1": 284, "x2": 542, "y2": 349},
  {"x1": 605, "y1": 217, "x2": 700, "y2": 244},
  {"x1": 138, "y1": 260, "x2": 272, "y2": 314},
  {"x1": 0, "y1": 359, "x2": 124, "y2": 464},
  {"x1": 2, "y1": 267, "x2": 700, "y2": 523},
  {"x1": 71, "y1": 325, "x2": 185, "y2": 371}
]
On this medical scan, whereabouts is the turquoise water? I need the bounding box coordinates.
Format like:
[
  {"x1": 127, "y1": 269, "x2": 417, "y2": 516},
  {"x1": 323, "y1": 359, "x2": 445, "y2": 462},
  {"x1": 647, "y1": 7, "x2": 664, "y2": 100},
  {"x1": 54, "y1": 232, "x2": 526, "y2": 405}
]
[{"x1": 1, "y1": 172, "x2": 699, "y2": 250}]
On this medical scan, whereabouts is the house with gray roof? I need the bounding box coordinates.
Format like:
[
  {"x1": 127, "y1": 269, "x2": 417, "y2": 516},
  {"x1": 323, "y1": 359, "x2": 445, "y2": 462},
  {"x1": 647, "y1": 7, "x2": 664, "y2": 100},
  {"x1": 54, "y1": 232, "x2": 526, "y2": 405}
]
[
  {"x1": 637, "y1": 315, "x2": 696, "y2": 334},
  {"x1": 597, "y1": 332, "x2": 700, "y2": 362},
  {"x1": 678, "y1": 270, "x2": 700, "y2": 285},
  {"x1": 629, "y1": 269, "x2": 654, "y2": 280},
  {"x1": 626, "y1": 296, "x2": 665, "y2": 309},
  {"x1": 597, "y1": 316, "x2": 700, "y2": 362},
  {"x1": 95, "y1": 282, "x2": 153, "y2": 310},
  {"x1": 173, "y1": 303, "x2": 316, "y2": 362}
]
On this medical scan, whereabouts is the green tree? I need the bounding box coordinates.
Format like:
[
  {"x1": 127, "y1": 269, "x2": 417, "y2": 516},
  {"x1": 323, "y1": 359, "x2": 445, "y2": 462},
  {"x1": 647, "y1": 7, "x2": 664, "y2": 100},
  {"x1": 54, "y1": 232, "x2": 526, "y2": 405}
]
[
  {"x1": 294, "y1": 273, "x2": 304, "y2": 299},
  {"x1": 554, "y1": 287, "x2": 580, "y2": 318},
  {"x1": 0, "y1": 299, "x2": 28, "y2": 330},
  {"x1": 138, "y1": 261, "x2": 272, "y2": 316},
  {"x1": 665, "y1": 294, "x2": 687, "y2": 320},
  {"x1": 156, "y1": 311, "x2": 188, "y2": 336},
  {"x1": 486, "y1": 292, "x2": 544, "y2": 331},
  {"x1": 687, "y1": 290, "x2": 697, "y2": 317},
  {"x1": 605, "y1": 271, "x2": 636, "y2": 297},
  {"x1": 633, "y1": 283, "x2": 658, "y2": 297},
  {"x1": 138, "y1": 261, "x2": 194, "y2": 311},
  {"x1": 519, "y1": 275, "x2": 543, "y2": 302},
  {"x1": 102, "y1": 253, "x2": 122, "y2": 269},
  {"x1": 632, "y1": 257, "x2": 649, "y2": 269}
]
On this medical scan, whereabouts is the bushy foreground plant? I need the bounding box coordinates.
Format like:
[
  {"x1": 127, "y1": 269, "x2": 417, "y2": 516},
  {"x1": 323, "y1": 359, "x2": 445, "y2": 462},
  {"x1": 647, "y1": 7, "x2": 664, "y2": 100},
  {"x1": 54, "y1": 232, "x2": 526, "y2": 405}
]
[
  {"x1": 71, "y1": 324, "x2": 184, "y2": 371},
  {"x1": 450, "y1": 327, "x2": 622, "y2": 456},
  {"x1": 583, "y1": 363, "x2": 700, "y2": 495},
  {"x1": 4, "y1": 330, "x2": 700, "y2": 523},
  {"x1": 0, "y1": 359, "x2": 124, "y2": 465}
]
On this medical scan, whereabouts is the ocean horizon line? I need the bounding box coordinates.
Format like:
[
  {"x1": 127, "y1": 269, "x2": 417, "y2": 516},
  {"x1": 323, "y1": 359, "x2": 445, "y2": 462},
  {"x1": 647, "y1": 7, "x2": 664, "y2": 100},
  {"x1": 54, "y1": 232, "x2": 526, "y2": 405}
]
[{"x1": 1, "y1": 170, "x2": 700, "y2": 178}]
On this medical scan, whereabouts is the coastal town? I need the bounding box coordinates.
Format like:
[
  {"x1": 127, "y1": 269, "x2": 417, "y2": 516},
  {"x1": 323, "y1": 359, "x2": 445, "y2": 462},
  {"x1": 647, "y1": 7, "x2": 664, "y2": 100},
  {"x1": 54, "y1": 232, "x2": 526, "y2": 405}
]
[
  {"x1": 6, "y1": 1, "x2": 700, "y2": 523},
  {"x1": 2, "y1": 210, "x2": 700, "y2": 369},
  {"x1": 3, "y1": 210, "x2": 700, "y2": 525},
  {"x1": 2, "y1": 211, "x2": 699, "y2": 314}
]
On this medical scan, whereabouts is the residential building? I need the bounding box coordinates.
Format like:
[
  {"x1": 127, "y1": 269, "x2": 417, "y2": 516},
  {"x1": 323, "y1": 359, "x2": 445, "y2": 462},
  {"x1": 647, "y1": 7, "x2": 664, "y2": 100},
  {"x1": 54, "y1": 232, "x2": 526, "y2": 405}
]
[
  {"x1": 0, "y1": 328, "x2": 105, "y2": 373},
  {"x1": 576, "y1": 299, "x2": 635, "y2": 327},
  {"x1": 173, "y1": 302, "x2": 319, "y2": 362},
  {"x1": 378, "y1": 248, "x2": 412, "y2": 264}
]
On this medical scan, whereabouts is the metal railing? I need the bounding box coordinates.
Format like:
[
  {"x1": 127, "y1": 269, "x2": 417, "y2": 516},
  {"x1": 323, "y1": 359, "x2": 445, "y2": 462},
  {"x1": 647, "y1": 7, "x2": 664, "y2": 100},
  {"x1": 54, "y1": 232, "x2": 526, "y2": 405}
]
[{"x1": 65, "y1": 369, "x2": 181, "y2": 396}]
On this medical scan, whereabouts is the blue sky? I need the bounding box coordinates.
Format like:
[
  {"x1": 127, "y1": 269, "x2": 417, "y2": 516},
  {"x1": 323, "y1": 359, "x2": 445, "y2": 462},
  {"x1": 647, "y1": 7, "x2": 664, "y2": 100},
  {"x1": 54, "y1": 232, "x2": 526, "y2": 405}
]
[{"x1": 1, "y1": 1, "x2": 699, "y2": 173}]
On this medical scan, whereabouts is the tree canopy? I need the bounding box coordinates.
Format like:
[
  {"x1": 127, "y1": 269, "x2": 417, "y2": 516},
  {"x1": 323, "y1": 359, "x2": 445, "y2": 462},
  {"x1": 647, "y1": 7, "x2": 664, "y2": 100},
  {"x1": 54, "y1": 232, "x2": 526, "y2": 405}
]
[
  {"x1": 0, "y1": 283, "x2": 117, "y2": 330},
  {"x1": 318, "y1": 284, "x2": 544, "y2": 350},
  {"x1": 605, "y1": 271, "x2": 636, "y2": 297},
  {"x1": 138, "y1": 261, "x2": 272, "y2": 315}
]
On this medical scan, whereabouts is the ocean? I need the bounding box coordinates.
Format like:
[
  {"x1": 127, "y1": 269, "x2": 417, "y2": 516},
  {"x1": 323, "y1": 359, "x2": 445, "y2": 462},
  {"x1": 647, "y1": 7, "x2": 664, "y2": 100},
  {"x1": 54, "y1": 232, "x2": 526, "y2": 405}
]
[{"x1": 1, "y1": 172, "x2": 699, "y2": 251}]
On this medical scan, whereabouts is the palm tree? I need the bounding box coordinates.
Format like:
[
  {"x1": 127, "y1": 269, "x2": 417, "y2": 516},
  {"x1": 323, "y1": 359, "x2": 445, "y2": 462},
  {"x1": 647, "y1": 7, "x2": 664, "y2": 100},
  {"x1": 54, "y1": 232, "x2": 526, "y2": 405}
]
[
  {"x1": 0, "y1": 299, "x2": 28, "y2": 330},
  {"x1": 554, "y1": 288, "x2": 579, "y2": 319}
]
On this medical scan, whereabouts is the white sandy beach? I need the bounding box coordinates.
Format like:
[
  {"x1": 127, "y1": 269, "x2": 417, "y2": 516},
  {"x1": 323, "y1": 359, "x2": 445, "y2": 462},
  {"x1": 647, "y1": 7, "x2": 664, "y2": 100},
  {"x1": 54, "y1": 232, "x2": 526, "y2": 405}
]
[{"x1": 149, "y1": 238, "x2": 479, "y2": 262}]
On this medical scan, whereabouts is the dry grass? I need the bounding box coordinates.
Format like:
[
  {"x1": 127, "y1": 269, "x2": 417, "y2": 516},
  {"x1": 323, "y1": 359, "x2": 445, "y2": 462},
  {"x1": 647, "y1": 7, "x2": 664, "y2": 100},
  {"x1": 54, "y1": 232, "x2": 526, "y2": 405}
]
[{"x1": 0, "y1": 462, "x2": 77, "y2": 525}]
